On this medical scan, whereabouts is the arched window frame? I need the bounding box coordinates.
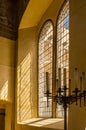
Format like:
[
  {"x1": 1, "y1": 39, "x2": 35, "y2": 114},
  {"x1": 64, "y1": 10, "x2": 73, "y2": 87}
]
[
  {"x1": 56, "y1": 0, "x2": 69, "y2": 117},
  {"x1": 38, "y1": 20, "x2": 54, "y2": 117}
]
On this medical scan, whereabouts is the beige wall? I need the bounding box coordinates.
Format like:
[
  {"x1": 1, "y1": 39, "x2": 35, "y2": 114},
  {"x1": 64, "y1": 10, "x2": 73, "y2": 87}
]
[
  {"x1": 17, "y1": 0, "x2": 86, "y2": 130},
  {"x1": 37, "y1": 0, "x2": 64, "y2": 32},
  {"x1": 0, "y1": 37, "x2": 16, "y2": 130},
  {"x1": 69, "y1": 0, "x2": 86, "y2": 130},
  {"x1": 16, "y1": 26, "x2": 38, "y2": 130}
]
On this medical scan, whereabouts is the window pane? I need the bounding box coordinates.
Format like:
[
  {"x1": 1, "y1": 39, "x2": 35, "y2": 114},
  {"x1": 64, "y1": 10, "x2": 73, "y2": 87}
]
[
  {"x1": 56, "y1": 1, "x2": 69, "y2": 118},
  {"x1": 38, "y1": 21, "x2": 53, "y2": 117}
]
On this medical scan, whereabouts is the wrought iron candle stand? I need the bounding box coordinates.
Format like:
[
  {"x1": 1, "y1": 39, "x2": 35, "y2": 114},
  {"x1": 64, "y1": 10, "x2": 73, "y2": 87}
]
[{"x1": 44, "y1": 69, "x2": 86, "y2": 130}]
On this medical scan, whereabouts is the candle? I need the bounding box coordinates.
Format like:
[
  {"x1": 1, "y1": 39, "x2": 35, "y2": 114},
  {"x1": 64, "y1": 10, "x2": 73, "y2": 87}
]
[
  {"x1": 74, "y1": 68, "x2": 78, "y2": 88},
  {"x1": 69, "y1": 79, "x2": 71, "y2": 96},
  {"x1": 82, "y1": 72, "x2": 85, "y2": 90},
  {"x1": 58, "y1": 68, "x2": 61, "y2": 88},
  {"x1": 80, "y1": 76, "x2": 82, "y2": 92},
  {"x1": 64, "y1": 68, "x2": 66, "y2": 86},
  {"x1": 56, "y1": 79, "x2": 58, "y2": 91},
  {"x1": 46, "y1": 72, "x2": 49, "y2": 91}
]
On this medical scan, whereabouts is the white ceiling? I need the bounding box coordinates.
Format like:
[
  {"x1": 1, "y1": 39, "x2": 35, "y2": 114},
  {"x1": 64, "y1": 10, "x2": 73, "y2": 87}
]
[{"x1": 19, "y1": 0, "x2": 53, "y2": 29}]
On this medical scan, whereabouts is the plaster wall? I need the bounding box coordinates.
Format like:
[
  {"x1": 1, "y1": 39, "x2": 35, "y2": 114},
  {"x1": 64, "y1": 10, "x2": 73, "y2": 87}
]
[
  {"x1": 69, "y1": 0, "x2": 86, "y2": 130},
  {"x1": 0, "y1": 37, "x2": 16, "y2": 130},
  {"x1": 16, "y1": 26, "x2": 38, "y2": 130}
]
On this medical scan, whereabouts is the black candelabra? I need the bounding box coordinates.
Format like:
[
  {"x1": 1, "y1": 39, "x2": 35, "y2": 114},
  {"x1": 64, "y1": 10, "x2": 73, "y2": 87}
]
[{"x1": 44, "y1": 68, "x2": 86, "y2": 130}]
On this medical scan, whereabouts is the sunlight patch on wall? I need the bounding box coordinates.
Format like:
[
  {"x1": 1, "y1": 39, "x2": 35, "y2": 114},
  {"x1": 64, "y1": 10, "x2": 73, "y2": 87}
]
[
  {"x1": 17, "y1": 53, "x2": 32, "y2": 122},
  {"x1": 0, "y1": 81, "x2": 8, "y2": 100}
]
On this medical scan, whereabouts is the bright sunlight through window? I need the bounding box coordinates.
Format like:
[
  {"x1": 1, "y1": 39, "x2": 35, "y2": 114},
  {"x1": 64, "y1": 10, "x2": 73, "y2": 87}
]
[
  {"x1": 56, "y1": 0, "x2": 69, "y2": 117},
  {"x1": 38, "y1": 21, "x2": 53, "y2": 117}
]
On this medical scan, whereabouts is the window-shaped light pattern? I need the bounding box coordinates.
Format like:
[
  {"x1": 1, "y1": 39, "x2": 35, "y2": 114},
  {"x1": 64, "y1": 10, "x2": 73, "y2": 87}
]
[
  {"x1": 0, "y1": 81, "x2": 8, "y2": 100},
  {"x1": 56, "y1": 1, "x2": 69, "y2": 117},
  {"x1": 17, "y1": 53, "x2": 32, "y2": 122},
  {"x1": 38, "y1": 21, "x2": 53, "y2": 117}
]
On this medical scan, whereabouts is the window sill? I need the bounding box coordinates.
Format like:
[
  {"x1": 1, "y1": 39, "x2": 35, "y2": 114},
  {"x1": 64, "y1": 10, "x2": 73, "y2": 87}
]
[{"x1": 18, "y1": 118, "x2": 64, "y2": 130}]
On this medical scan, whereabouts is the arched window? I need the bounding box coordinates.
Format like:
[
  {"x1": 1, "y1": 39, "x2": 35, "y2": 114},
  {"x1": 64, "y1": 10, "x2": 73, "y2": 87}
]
[
  {"x1": 56, "y1": 0, "x2": 69, "y2": 117},
  {"x1": 38, "y1": 20, "x2": 53, "y2": 117}
]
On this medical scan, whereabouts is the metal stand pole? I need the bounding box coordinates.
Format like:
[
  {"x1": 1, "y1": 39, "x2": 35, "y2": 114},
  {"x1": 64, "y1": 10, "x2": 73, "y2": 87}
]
[
  {"x1": 64, "y1": 86, "x2": 67, "y2": 130},
  {"x1": 64, "y1": 105, "x2": 67, "y2": 130}
]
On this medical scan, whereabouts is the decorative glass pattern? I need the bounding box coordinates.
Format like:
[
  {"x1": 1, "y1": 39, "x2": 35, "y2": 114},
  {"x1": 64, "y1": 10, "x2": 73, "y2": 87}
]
[
  {"x1": 56, "y1": 1, "x2": 69, "y2": 117},
  {"x1": 38, "y1": 21, "x2": 53, "y2": 117}
]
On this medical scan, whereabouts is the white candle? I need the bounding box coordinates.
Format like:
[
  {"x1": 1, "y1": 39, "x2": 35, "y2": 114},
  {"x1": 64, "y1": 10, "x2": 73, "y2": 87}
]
[
  {"x1": 58, "y1": 68, "x2": 61, "y2": 88},
  {"x1": 56, "y1": 79, "x2": 58, "y2": 90},
  {"x1": 82, "y1": 72, "x2": 85, "y2": 90},
  {"x1": 80, "y1": 76, "x2": 82, "y2": 92},
  {"x1": 74, "y1": 68, "x2": 78, "y2": 88},
  {"x1": 69, "y1": 79, "x2": 71, "y2": 95},
  {"x1": 46, "y1": 72, "x2": 49, "y2": 91},
  {"x1": 64, "y1": 68, "x2": 66, "y2": 86}
]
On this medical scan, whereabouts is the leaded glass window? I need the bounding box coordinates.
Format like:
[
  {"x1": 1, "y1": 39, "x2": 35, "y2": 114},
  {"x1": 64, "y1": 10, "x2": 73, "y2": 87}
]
[
  {"x1": 56, "y1": 0, "x2": 69, "y2": 117},
  {"x1": 38, "y1": 21, "x2": 53, "y2": 117}
]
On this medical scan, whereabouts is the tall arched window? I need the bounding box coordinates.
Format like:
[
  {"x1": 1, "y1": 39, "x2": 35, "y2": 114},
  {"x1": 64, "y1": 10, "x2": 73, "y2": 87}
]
[
  {"x1": 38, "y1": 20, "x2": 53, "y2": 117},
  {"x1": 56, "y1": 0, "x2": 69, "y2": 117}
]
